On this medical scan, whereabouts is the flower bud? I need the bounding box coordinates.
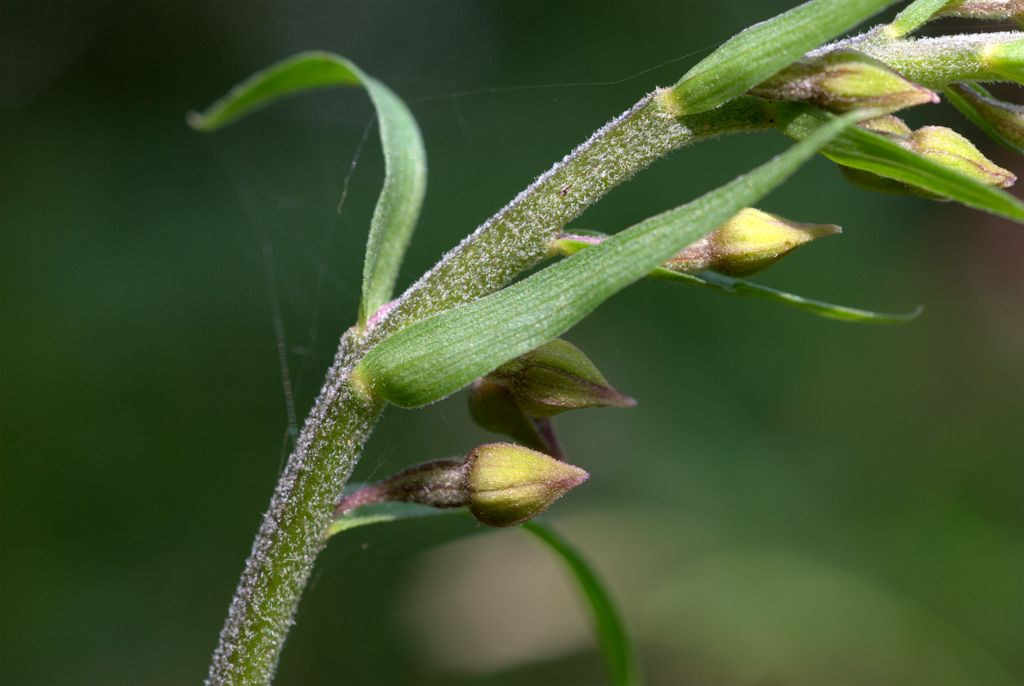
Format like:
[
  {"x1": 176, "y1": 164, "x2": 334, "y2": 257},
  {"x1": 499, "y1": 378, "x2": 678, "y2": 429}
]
[
  {"x1": 489, "y1": 339, "x2": 636, "y2": 418},
  {"x1": 465, "y1": 443, "x2": 588, "y2": 527},
  {"x1": 946, "y1": 83, "x2": 1024, "y2": 150},
  {"x1": 468, "y1": 377, "x2": 554, "y2": 454},
  {"x1": 841, "y1": 121, "x2": 1016, "y2": 196},
  {"x1": 335, "y1": 444, "x2": 588, "y2": 528},
  {"x1": 752, "y1": 50, "x2": 937, "y2": 114},
  {"x1": 859, "y1": 114, "x2": 913, "y2": 139},
  {"x1": 908, "y1": 126, "x2": 1016, "y2": 188},
  {"x1": 664, "y1": 208, "x2": 840, "y2": 276},
  {"x1": 983, "y1": 38, "x2": 1024, "y2": 83}
]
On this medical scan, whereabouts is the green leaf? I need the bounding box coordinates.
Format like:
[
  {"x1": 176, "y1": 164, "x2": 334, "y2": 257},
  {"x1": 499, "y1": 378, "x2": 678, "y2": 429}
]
[
  {"x1": 553, "y1": 234, "x2": 921, "y2": 324},
  {"x1": 354, "y1": 113, "x2": 861, "y2": 408},
  {"x1": 944, "y1": 83, "x2": 1024, "y2": 155},
  {"x1": 667, "y1": 0, "x2": 898, "y2": 115},
  {"x1": 775, "y1": 102, "x2": 1024, "y2": 222},
  {"x1": 886, "y1": 0, "x2": 950, "y2": 38},
  {"x1": 656, "y1": 268, "x2": 922, "y2": 324},
  {"x1": 188, "y1": 51, "x2": 427, "y2": 327},
  {"x1": 523, "y1": 522, "x2": 638, "y2": 686},
  {"x1": 327, "y1": 510, "x2": 637, "y2": 686}
]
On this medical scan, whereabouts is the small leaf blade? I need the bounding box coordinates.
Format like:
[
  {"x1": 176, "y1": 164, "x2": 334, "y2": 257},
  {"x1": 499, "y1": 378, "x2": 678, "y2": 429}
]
[
  {"x1": 554, "y1": 235, "x2": 920, "y2": 324},
  {"x1": 189, "y1": 51, "x2": 427, "y2": 327},
  {"x1": 776, "y1": 102, "x2": 1024, "y2": 221},
  {"x1": 655, "y1": 267, "x2": 923, "y2": 324},
  {"x1": 523, "y1": 522, "x2": 638, "y2": 686},
  {"x1": 668, "y1": 0, "x2": 898, "y2": 115},
  {"x1": 355, "y1": 113, "x2": 861, "y2": 408}
]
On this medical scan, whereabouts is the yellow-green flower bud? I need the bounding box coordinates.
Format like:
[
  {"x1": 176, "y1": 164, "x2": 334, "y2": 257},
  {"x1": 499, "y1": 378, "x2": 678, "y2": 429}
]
[
  {"x1": 335, "y1": 443, "x2": 587, "y2": 527},
  {"x1": 489, "y1": 339, "x2": 635, "y2": 418},
  {"x1": 664, "y1": 208, "x2": 840, "y2": 276},
  {"x1": 841, "y1": 121, "x2": 1016, "y2": 196},
  {"x1": 909, "y1": 126, "x2": 1016, "y2": 188},
  {"x1": 465, "y1": 443, "x2": 588, "y2": 528},
  {"x1": 859, "y1": 114, "x2": 913, "y2": 139},
  {"x1": 983, "y1": 38, "x2": 1024, "y2": 83},
  {"x1": 752, "y1": 50, "x2": 937, "y2": 114}
]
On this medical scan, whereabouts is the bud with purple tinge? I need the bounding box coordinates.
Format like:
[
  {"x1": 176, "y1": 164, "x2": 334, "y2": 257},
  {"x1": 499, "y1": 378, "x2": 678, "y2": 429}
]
[
  {"x1": 468, "y1": 377, "x2": 557, "y2": 455},
  {"x1": 752, "y1": 50, "x2": 937, "y2": 114},
  {"x1": 335, "y1": 443, "x2": 588, "y2": 528},
  {"x1": 465, "y1": 443, "x2": 588, "y2": 527},
  {"x1": 842, "y1": 117, "x2": 1016, "y2": 196},
  {"x1": 488, "y1": 339, "x2": 636, "y2": 418}
]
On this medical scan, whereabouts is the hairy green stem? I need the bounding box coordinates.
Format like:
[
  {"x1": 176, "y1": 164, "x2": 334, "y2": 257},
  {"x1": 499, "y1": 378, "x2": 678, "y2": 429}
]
[
  {"x1": 365, "y1": 94, "x2": 771, "y2": 346},
  {"x1": 205, "y1": 331, "x2": 384, "y2": 685},
  {"x1": 207, "y1": 25, "x2": 1007, "y2": 683},
  {"x1": 205, "y1": 91, "x2": 768, "y2": 686},
  {"x1": 834, "y1": 30, "x2": 1024, "y2": 88}
]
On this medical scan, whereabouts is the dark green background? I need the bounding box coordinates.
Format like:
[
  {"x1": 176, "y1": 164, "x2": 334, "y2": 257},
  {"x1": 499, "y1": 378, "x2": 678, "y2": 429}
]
[{"x1": 2, "y1": 1, "x2": 1022, "y2": 684}]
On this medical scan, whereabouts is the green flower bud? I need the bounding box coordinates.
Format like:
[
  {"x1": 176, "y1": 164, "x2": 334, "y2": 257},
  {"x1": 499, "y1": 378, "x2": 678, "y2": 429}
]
[
  {"x1": 841, "y1": 121, "x2": 1015, "y2": 196},
  {"x1": 938, "y1": 0, "x2": 1024, "y2": 25},
  {"x1": 465, "y1": 443, "x2": 588, "y2": 527},
  {"x1": 664, "y1": 208, "x2": 840, "y2": 276},
  {"x1": 946, "y1": 83, "x2": 1024, "y2": 151},
  {"x1": 909, "y1": 125, "x2": 1016, "y2": 188},
  {"x1": 983, "y1": 38, "x2": 1024, "y2": 83},
  {"x1": 752, "y1": 50, "x2": 937, "y2": 114},
  {"x1": 489, "y1": 339, "x2": 635, "y2": 418},
  {"x1": 468, "y1": 377, "x2": 557, "y2": 455},
  {"x1": 859, "y1": 114, "x2": 913, "y2": 139},
  {"x1": 335, "y1": 443, "x2": 588, "y2": 528}
]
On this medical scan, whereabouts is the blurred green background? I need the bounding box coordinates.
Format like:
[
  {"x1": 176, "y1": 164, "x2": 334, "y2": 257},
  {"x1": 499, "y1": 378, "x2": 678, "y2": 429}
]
[{"x1": 2, "y1": 1, "x2": 1022, "y2": 684}]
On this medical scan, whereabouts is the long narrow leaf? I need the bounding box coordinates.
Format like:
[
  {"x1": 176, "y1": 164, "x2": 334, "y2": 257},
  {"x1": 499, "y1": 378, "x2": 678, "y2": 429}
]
[
  {"x1": 523, "y1": 522, "x2": 638, "y2": 686},
  {"x1": 655, "y1": 268, "x2": 922, "y2": 324},
  {"x1": 188, "y1": 51, "x2": 427, "y2": 326},
  {"x1": 327, "y1": 509, "x2": 636, "y2": 686},
  {"x1": 944, "y1": 83, "x2": 1024, "y2": 155},
  {"x1": 775, "y1": 102, "x2": 1024, "y2": 221},
  {"x1": 553, "y1": 235, "x2": 920, "y2": 324},
  {"x1": 355, "y1": 114, "x2": 860, "y2": 408},
  {"x1": 668, "y1": 0, "x2": 897, "y2": 115}
]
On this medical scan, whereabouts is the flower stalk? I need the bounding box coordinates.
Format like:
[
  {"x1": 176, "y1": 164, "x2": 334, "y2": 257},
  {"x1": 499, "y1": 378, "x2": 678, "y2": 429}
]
[{"x1": 201, "y1": 13, "x2": 1024, "y2": 686}]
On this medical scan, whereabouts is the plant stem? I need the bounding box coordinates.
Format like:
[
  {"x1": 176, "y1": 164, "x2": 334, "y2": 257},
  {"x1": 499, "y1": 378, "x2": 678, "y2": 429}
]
[
  {"x1": 205, "y1": 332, "x2": 384, "y2": 686},
  {"x1": 830, "y1": 30, "x2": 1024, "y2": 88},
  {"x1": 365, "y1": 94, "x2": 771, "y2": 345},
  {"x1": 205, "y1": 91, "x2": 769, "y2": 686},
  {"x1": 206, "y1": 25, "x2": 1024, "y2": 686}
]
